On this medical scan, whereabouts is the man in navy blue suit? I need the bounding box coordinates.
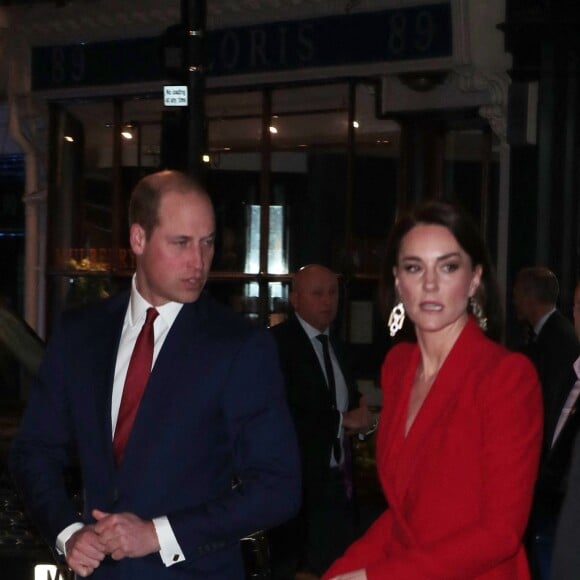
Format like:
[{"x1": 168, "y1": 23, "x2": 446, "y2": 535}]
[{"x1": 10, "y1": 170, "x2": 300, "y2": 579}]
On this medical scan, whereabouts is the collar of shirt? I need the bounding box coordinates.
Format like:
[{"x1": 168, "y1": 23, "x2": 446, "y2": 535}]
[
  {"x1": 534, "y1": 308, "x2": 556, "y2": 337},
  {"x1": 129, "y1": 275, "x2": 183, "y2": 331},
  {"x1": 295, "y1": 313, "x2": 329, "y2": 341}
]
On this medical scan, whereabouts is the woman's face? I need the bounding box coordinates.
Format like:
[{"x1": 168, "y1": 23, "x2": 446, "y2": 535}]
[{"x1": 393, "y1": 224, "x2": 482, "y2": 336}]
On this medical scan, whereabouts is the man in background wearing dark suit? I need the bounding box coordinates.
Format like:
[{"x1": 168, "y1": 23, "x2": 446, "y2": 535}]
[
  {"x1": 527, "y1": 277, "x2": 580, "y2": 579},
  {"x1": 9, "y1": 170, "x2": 300, "y2": 579},
  {"x1": 513, "y1": 267, "x2": 579, "y2": 413},
  {"x1": 548, "y1": 281, "x2": 580, "y2": 579},
  {"x1": 268, "y1": 264, "x2": 372, "y2": 580}
]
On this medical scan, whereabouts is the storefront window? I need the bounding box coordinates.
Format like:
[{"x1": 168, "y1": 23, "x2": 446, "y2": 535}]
[{"x1": 45, "y1": 81, "x2": 496, "y2": 334}]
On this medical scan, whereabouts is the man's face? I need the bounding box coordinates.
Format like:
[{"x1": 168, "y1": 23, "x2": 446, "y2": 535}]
[
  {"x1": 131, "y1": 190, "x2": 215, "y2": 306},
  {"x1": 290, "y1": 267, "x2": 339, "y2": 332},
  {"x1": 574, "y1": 284, "x2": 580, "y2": 339}
]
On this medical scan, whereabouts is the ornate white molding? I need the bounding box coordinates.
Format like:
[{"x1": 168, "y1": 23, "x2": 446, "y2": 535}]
[{"x1": 452, "y1": 67, "x2": 510, "y2": 142}]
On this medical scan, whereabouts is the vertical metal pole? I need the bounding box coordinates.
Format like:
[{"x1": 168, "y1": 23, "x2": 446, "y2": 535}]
[
  {"x1": 259, "y1": 90, "x2": 272, "y2": 325},
  {"x1": 182, "y1": 0, "x2": 207, "y2": 181}
]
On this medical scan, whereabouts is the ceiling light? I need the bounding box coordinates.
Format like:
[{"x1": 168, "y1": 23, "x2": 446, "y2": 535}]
[
  {"x1": 352, "y1": 121, "x2": 359, "y2": 129},
  {"x1": 121, "y1": 130, "x2": 133, "y2": 140},
  {"x1": 269, "y1": 126, "x2": 278, "y2": 134},
  {"x1": 202, "y1": 154, "x2": 211, "y2": 163},
  {"x1": 64, "y1": 135, "x2": 74, "y2": 143}
]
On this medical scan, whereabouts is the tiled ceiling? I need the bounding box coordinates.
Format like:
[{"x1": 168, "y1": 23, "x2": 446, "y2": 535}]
[{"x1": 6, "y1": 0, "x2": 374, "y2": 47}]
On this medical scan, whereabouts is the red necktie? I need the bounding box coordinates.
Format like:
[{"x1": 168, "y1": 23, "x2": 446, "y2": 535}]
[{"x1": 113, "y1": 307, "x2": 159, "y2": 464}]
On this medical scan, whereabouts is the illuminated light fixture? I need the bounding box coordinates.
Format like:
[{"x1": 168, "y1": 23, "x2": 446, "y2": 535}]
[
  {"x1": 269, "y1": 126, "x2": 278, "y2": 134},
  {"x1": 376, "y1": 138, "x2": 390, "y2": 145},
  {"x1": 64, "y1": 135, "x2": 74, "y2": 142},
  {"x1": 202, "y1": 154, "x2": 211, "y2": 163},
  {"x1": 352, "y1": 121, "x2": 360, "y2": 129},
  {"x1": 121, "y1": 128, "x2": 133, "y2": 140}
]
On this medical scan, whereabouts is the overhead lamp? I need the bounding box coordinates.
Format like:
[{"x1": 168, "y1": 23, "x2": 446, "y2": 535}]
[
  {"x1": 269, "y1": 126, "x2": 278, "y2": 134},
  {"x1": 64, "y1": 135, "x2": 74, "y2": 143},
  {"x1": 121, "y1": 126, "x2": 134, "y2": 140},
  {"x1": 202, "y1": 154, "x2": 211, "y2": 163},
  {"x1": 352, "y1": 121, "x2": 360, "y2": 129}
]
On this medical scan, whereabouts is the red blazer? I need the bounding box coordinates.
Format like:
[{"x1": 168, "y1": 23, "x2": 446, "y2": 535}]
[{"x1": 324, "y1": 318, "x2": 542, "y2": 579}]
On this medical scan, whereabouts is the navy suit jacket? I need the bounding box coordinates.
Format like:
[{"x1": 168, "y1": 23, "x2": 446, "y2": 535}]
[
  {"x1": 10, "y1": 290, "x2": 300, "y2": 579},
  {"x1": 523, "y1": 310, "x2": 579, "y2": 412},
  {"x1": 533, "y1": 368, "x2": 580, "y2": 523}
]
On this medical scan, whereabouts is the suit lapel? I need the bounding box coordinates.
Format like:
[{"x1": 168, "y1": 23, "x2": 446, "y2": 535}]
[
  {"x1": 91, "y1": 293, "x2": 129, "y2": 464},
  {"x1": 288, "y1": 316, "x2": 330, "y2": 394},
  {"x1": 388, "y1": 320, "x2": 481, "y2": 499},
  {"x1": 545, "y1": 368, "x2": 579, "y2": 449}
]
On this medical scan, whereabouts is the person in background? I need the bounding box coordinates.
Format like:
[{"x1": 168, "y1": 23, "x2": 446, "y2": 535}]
[
  {"x1": 544, "y1": 281, "x2": 580, "y2": 580},
  {"x1": 9, "y1": 170, "x2": 300, "y2": 579},
  {"x1": 513, "y1": 267, "x2": 579, "y2": 413},
  {"x1": 527, "y1": 279, "x2": 580, "y2": 579},
  {"x1": 269, "y1": 264, "x2": 372, "y2": 580},
  {"x1": 323, "y1": 201, "x2": 542, "y2": 580}
]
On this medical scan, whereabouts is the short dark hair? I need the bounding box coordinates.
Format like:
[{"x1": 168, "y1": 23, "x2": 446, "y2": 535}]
[
  {"x1": 380, "y1": 201, "x2": 503, "y2": 342},
  {"x1": 516, "y1": 267, "x2": 559, "y2": 305},
  {"x1": 129, "y1": 170, "x2": 208, "y2": 239}
]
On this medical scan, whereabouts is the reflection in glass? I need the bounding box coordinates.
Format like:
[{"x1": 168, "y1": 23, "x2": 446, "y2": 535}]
[
  {"x1": 268, "y1": 282, "x2": 289, "y2": 327},
  {"x1": 244, "y1": 205, "x2": 288, "y2": 274}
]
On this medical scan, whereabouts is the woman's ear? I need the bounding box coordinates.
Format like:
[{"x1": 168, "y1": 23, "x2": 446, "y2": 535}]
[
  {"x1": 392, "y1": 266, "x2": 399, "y2": 290},
  {"x1": 469, "y1": 264, "x2": 483, "y2": 297}
]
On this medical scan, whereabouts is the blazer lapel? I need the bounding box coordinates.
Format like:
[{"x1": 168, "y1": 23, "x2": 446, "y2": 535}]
[
  {"x1": 545, "y1": 368, "x2": 579, "y2": 447},
  {"x1": 91, "y1": 293, "x2": 129, "y2": 464},
  {"x1": 288, "y1": 316, "x2": 331, "y2": 396},
  {"x1": 386, "y1": 320, "x2": 481, "y2": 499}
]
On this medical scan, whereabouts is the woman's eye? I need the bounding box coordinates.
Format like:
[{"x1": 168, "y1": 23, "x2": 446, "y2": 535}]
[
  {"x1": 404, "y1": 264, "x2": 420, "y2": 273},
  {"x1": 442, "y1": 263, "x2": 459, "y2": 273}
]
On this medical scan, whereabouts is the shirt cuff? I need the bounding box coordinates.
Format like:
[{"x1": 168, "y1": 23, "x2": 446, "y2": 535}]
[
  {"x1": 153, "y1": 516, "x2": 185, "y2": 567},
  {"x1": 56, "y1": 522, "x2": 85, "y2": 556}
]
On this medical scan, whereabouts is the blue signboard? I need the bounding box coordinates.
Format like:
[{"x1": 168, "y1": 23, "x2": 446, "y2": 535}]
[{"x1": 32, "y1": 3, "x2": 452, "y2": 91}]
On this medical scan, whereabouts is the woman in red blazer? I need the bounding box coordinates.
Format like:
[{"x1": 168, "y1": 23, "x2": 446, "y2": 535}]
[{"x1": 323, "y1": 202, "x2": 542, "y2": 580}]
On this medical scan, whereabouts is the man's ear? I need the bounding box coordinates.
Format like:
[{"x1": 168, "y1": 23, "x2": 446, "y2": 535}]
[{"x1": 130, "y1": 224, "x2": 146, "y2": 256}]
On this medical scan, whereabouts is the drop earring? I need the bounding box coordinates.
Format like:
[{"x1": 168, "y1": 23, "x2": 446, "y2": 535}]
[
  {"x1": 387, "y1": 302, "x2": 405, "y2": 337},
  {"x1": 469, "y1": 296, "x2": 488, "y2": 331}
]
